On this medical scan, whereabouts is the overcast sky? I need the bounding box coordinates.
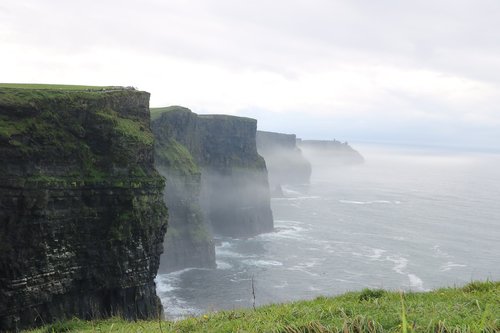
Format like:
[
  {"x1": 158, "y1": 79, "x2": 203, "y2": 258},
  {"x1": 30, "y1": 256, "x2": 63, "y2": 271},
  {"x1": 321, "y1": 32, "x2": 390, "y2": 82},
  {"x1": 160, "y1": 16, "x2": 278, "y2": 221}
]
[{"x1": 1, "y1": 0, "x2": 499, "y2": 149}]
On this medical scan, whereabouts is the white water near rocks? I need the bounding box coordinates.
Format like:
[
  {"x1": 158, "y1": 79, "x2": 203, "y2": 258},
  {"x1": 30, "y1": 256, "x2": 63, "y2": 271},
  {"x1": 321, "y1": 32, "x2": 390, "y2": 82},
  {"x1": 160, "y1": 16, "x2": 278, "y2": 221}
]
[{"x1": 156, "y1": 144, "x2": 500, "y2": 319}]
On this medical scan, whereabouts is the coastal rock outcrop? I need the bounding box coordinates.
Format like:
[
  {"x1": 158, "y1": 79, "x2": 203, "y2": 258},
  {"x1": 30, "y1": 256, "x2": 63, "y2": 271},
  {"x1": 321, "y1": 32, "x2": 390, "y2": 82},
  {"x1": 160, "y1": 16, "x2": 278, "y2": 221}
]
[
  {"x1": 297, "y1": 139, "x2": 364, "y2": 167},
  {"x1": 256, "y1": 131, "x2": 312, "y2": 188},
  {"x1": 0, "y1": 85, "x2": 168, "y2": 331},
  {"x1": 152, "y1": 107, "x2": 273, "y2": 245}
]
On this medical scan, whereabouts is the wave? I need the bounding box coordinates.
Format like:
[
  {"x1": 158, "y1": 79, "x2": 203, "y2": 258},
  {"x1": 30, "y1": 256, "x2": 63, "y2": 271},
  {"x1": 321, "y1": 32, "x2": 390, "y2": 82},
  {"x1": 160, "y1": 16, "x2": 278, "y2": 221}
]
[
  {"x1": 408, "y1": 274, "x2": 427, "y2": 291},
  {"x1": 258, "y1": 223, "x2": 309, "y2": 241},
  {"x1": 215, "y1": 241, "x2": 254, "y2": 259},
  {"x1": 440, "y1": 261, "x2": 467, "y2": 272},
  {"x1": 367, "y1": 248, "x2": 386, "y2": 260},
  {"x1": 216, "y1": 260, "x2": 232, "y2": 270},
  {"x1": 339, "y1": 199, "x2": 396, "y2": 205},
  {"x1": 242, "y1": 259, "x2": 283, "y2": 267},
  {"x1": 273, "y1": 195, "x2": 321, "y2": 201},
  {"x1": 386, "y1": 255, "x2": 408, "y2": 275},
  {"x1": 431, "y1": 245, "x2": 452, "y2": 258}
]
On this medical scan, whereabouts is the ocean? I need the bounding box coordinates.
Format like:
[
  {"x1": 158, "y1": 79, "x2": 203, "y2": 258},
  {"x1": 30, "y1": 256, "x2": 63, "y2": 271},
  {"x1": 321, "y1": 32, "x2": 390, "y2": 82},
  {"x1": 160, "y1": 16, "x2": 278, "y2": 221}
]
[{"x1": 155, "y1": 144, "x2": 500, "y2": 319}]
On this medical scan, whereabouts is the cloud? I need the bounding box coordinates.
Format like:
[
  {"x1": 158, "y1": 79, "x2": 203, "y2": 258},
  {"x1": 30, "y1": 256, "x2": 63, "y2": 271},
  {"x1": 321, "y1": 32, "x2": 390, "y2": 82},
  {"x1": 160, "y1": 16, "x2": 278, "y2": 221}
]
[{"x1": 1, "y1": 0, "x2": 499, "y2": 149}]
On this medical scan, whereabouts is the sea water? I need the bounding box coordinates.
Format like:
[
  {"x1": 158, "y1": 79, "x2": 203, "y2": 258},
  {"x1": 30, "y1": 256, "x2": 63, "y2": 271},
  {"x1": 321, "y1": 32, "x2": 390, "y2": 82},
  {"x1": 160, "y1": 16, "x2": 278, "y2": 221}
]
[{"x1": 156, "y1": 144, "x2": 500, "y2": 318}]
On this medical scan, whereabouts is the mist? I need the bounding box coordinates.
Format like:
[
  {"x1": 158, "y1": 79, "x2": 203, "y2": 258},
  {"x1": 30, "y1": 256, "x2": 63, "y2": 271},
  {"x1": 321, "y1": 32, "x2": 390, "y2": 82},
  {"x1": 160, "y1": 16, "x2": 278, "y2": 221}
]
[{"x1": 199, "y1": 168, "x2": 273, "y2": 237}]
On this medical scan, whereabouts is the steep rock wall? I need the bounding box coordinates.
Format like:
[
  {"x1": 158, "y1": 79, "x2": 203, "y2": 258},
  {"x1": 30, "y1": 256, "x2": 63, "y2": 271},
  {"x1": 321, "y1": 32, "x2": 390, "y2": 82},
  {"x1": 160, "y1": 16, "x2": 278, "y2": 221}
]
[
  {"x1": 0, "y1": 86, "x2": 167, "y2": 331},
  {"x1": 256, "y1": 131, "x2": 312, "y2": 188},
  {"x1": 152, "y1": 107, "x2": 273, "y2": 240},
  {"x1": 152, "y1": 107, "x2": 215, "y2": 272}
]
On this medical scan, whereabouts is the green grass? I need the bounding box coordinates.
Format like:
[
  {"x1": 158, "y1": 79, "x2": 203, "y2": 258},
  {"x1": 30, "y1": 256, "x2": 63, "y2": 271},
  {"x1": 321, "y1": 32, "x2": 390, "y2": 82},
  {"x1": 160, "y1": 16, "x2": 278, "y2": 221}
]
[
  {"x1": 0, "y1": 83, "x2": 123, "y2": 90},
  {"x1": 26, "y1": 281, "x2": 499, "y2": 332},
  {"x1": 150, "y1": 105, "x2": 192, "y2": 121},
  {"x1": 155, "y1": 138, "x2": 200, "y2": 175}
]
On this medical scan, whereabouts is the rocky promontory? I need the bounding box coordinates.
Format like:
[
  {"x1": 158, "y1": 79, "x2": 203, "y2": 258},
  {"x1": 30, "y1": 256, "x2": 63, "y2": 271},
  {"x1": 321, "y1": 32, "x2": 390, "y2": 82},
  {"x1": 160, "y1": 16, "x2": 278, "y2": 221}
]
[
  {"x1": 297, "y1": 139, "x2": 364, "y2": 167},
  {"x1": 0, "y1": 85, "x2": 168, "y2": 331}
]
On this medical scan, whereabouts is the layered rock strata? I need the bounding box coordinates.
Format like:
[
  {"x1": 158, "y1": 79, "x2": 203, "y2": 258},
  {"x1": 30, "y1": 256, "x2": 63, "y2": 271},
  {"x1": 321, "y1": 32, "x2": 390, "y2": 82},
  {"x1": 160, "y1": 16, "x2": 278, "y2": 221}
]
[{"x1": 0, "y1": 86, "x2": 168, "y2": 331}]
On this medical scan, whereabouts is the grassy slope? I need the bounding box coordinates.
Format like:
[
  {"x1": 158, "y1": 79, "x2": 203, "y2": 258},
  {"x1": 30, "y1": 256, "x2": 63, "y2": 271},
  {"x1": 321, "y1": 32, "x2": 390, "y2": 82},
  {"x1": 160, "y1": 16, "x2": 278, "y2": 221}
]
[{"x1": 27, "y1": 281, "x2": 499, "y2": 333}]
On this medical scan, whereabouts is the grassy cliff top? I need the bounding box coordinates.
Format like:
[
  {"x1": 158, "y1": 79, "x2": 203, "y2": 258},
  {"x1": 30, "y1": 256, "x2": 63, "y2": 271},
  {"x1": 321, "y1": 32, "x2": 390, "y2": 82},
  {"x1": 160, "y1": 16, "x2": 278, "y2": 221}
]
[
  {"x1": 150, "y1": 105, "x2": 192, "y2": 121},
  {"x1": 0, "y1": 83, "x2": 126, "y2": 90},
  {"x1": 198, "y1": 113, "x2": 256, "y2": 123},
  {"x1": 27, "y1": 281, "x2": 499, "y2": 333},
  {"x1": 150, "y1": 105, "x2": 257, "y2": 123}
]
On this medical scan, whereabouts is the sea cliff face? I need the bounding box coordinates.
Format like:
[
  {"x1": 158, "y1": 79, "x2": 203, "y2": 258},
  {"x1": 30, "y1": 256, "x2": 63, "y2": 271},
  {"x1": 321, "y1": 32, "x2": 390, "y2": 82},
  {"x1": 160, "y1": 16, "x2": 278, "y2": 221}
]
[
  {"x1": 152, "y1": 107, "x2": 273, "y2": 243},
  {"x1": 256, "y1": 131, "x2": 312, "y2": 189},
  {"x1": 0, "y1": 86, "x2": 168, "y2": 331},
  {"x1": 152, "y1": 107, "x2": 215, "y2": 272}
]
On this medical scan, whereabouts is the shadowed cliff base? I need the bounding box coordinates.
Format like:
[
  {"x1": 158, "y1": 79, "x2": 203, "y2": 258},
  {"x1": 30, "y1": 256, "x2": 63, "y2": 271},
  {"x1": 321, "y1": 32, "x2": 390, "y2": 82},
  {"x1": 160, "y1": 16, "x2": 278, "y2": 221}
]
[
  {"x1": 0, "y1": 84, "x2": 168, "y2": 331},
  {"x1": 152, "y1": 106, "x2": 273, "y2": 272}
]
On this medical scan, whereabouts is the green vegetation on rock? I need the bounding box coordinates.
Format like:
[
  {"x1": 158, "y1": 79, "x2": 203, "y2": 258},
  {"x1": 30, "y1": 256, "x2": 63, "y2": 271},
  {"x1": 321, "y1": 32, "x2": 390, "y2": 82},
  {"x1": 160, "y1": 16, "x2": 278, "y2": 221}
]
[
  {"x1": 26, "y1": 281, "x2": 499, "y2": 333},
  {"x1": 155, "y1": 138, "x2": 199, "y2": 175},
  {"x1": 150, "y1": 105, "x2": 191, "y2": 121}
]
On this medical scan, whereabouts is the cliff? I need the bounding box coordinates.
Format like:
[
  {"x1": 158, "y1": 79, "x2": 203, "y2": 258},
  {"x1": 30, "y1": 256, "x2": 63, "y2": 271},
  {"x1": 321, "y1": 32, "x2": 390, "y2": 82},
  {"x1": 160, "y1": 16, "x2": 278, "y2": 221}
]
[
  {"x1": 152, "y1": 107, "x2": 215, "y2": 272},
  {"x1": 256, "y1": 131, "x2": 311, "y2": 188},
  {"x1": 0, "y1": 84, "x2": 168, "y2": 331},
  {"x1": 152, "y1": 107, "x2": 273, "y2": 242},
  {"x1": 297, "y1": 139, "x2": 364, "y2": 167}
]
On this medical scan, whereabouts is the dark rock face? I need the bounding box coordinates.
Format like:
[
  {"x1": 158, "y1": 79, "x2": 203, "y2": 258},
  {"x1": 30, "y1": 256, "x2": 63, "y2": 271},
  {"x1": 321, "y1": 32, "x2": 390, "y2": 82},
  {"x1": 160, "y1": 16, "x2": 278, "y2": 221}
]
[
  {"x1": 152, "y1": 107, "x2": 273, "y2": 242},
  {"x1": 0, "y1": 87, "x2": 168, "y2": 331},
  {"x1": 256, "y1": 131, "x2": 312, "y2": 188},
  {"x1": 154, "y1": 167, "x2": 216, "y2": 273}
]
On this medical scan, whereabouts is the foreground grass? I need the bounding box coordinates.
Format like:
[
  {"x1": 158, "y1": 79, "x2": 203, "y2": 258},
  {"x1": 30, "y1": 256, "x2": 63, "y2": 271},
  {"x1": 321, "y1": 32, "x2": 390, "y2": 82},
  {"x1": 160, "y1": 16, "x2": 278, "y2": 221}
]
[{"x1": 28, "y1": 281, "x2": 499, "y2": 333}]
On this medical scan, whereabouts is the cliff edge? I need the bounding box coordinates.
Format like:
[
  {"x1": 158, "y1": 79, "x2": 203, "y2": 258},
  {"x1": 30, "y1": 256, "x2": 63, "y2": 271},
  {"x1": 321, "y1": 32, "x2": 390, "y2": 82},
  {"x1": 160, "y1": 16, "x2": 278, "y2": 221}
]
[{"x1": 0, "y1": 85, "x2": 168, "y2": 331}]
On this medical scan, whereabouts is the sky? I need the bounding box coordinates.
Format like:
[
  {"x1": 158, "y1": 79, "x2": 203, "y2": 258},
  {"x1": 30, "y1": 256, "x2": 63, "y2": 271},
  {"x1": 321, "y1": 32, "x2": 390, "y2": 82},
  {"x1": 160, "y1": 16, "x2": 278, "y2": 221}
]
[{"x1": 1, "y1": 0, "x2": 500, "y2": 150}]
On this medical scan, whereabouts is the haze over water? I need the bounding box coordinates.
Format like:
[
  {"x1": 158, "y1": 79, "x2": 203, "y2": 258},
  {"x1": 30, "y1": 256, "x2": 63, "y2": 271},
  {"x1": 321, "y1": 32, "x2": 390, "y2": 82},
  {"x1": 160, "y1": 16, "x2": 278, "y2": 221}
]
[{"x1": 156, "y1": 144, "x2": 500, "y2": 319}]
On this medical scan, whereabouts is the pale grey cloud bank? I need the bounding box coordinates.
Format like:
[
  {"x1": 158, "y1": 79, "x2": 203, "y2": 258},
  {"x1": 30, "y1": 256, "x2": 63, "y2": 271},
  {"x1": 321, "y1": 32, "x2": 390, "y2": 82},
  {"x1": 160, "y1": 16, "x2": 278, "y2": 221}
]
[{"x1": 1, "y1": 0, "x2": 499, "y2": 149}]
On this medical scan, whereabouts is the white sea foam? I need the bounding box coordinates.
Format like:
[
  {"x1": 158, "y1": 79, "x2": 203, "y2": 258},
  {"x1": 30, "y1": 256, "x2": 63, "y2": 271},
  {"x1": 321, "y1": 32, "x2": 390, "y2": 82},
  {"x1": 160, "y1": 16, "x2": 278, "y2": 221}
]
[
  {"x1": 339, "y1": 199, "x2": 394, "y2": 205},
  {"x1": 216, "y1": 260, "x2": 232, "y2": 270},
  {"x1": 386, "y1": 255, "x2": 408, "y2": 275},
  {"x1": 440, "y1": 261, "x2": 467, "y2": 272},
  {"x1": 367, "y1": 248, "x2": 386, "y2": 260},
  {"x1": 339, "y1": 200, "x2": 366, "y2": 205},
  {"x1": 155, "y1": 267, "x2": 198, "y2": 294},
  {"x1": 408, "y1": 274, "x2": 427, "y2": 291},
  {"x1": 242, "y1": 259, "x2": 283, "y2": 267},
  {"x1": 155, "y1": 275, "x2": 178, "y2": 293},
  {"x1": 258, "y1": 223, "x2": 308, "y2": 241},
  {"x1": 216, "y1": 241, "x2": 251, "y2": 258},
  {"x1": 432, "y1": 245, "x2": 452, "y2": 258}
]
